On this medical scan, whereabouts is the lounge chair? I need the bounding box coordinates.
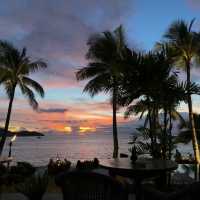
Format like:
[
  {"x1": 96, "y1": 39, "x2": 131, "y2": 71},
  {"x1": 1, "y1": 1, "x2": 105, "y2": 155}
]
[
  {"x1": 142, "y1": 181, "x2": 200, "y2": 200},
  {"x1": 55, "y1": 171, "x2": 128, "y2": 200}
]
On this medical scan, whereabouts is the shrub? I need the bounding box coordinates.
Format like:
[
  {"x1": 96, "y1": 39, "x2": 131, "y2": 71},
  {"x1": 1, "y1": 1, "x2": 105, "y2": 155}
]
[
  {"x1": 16, "y1": 171, "x2": 48, "y2": 200},
  {"x1": 10, "y1": 162, "x2": 36, "y2": 177},
  {"x1": 0, "y1": 164, "x2": 8, "y2": 176},
  {"x1": 48, "y1": 158, "x2": 71, "y2": 175},
  {"x1": 3, "y1": 174, "x2": 25, "y2": 185},
  {"x1": 76, "y1": 158, "x2": 99, "y2": 170},
  {"x1": 0, "y1": 162, "x2": 35, "y2": 185}
]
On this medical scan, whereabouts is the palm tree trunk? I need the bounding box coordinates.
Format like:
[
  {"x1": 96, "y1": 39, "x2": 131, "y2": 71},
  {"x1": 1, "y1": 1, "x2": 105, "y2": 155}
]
[
  {"x1": 163, "y1": 107, "x2": 168, "y2": 159},
  {"x1": 112, "y1": 85, "x2": 118, "y2": 158},
  {"x1": 0, "y1": 87, "x2": 16, "y2": 155},
  {"x1": 186, "y1": 61, "x2": 200, "y2": 164},
  {"x1": 146, "y1": 97, "x2": 154, "y2": 157},
  {"x1": 168, "y1": 110, "x2": 173, "y2": 160},
  {"x1": 148, "y1": 112, "x2": 154, "y2": 154},
  {"x1": 152, "y1": 106, "x2": 158, "y2": 145},
  {"x1": 167, "y1": 111, "x2": 173, "y2": 185}
]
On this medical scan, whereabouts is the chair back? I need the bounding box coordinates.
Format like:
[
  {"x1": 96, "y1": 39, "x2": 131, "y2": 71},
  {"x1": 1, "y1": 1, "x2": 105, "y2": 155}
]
[{"x1": 55, "y1": 171, "x2": 128, "y2": 200}]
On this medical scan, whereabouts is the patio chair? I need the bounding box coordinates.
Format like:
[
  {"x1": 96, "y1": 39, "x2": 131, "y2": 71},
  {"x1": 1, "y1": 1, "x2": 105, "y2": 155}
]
[
  {"x1": 142, "y1": 181, "x2": 200, "y2": 200},
  {"x1": 55, "y1": 171, "x2": 129, "y2": 200}
]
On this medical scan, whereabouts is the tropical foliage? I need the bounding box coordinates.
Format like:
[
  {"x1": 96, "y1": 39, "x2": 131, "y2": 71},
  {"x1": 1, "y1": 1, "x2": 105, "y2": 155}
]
[
  {"x1": 159, "y1": 19, "x2": 200, "y2": 163},
  {"x1": 121, "y1": 48, "x2": 200, "y2": 160},
  {"x1": 176, "y1": 114, "x2": 200, "y2": 145},
  {"x1": 77, "y1": 20, "x2": 200, "y2": 162},
  {"x1": 0, "y1": 41, "x2": 47, "y2": 154},
  {"x1": 76, "y1": 26, "x2": 127, "y2": 158},
  {"x1": 0, "y1": 18, "x2": 200, "y2": 167}
]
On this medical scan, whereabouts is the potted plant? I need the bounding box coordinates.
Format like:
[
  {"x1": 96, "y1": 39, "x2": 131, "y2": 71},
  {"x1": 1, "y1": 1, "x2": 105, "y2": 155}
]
[
  {"x1": 76, "y1": 158, "x2": 99, "y2": 170},
  {"x1": 48, "y1": 158, "x2": 71, "y2": 175}
]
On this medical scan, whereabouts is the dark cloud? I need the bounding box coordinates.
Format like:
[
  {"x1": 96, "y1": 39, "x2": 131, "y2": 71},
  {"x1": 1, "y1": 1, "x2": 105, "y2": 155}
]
[
  {"x1": 0, "y1": 0, "x2": 136, "y2": 89},
  {"x1": 38, "y1": 108, "x2": 68, "y2": 113}
]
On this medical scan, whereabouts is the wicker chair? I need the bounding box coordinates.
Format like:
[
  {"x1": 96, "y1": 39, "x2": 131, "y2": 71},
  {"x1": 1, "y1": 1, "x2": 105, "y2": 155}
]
[
  {"x1": 142, "y1": 181, "x2": 200, "y2": 200},
  {"x1": 55, "y1": 171, "x2": 128, "y2": 200}
]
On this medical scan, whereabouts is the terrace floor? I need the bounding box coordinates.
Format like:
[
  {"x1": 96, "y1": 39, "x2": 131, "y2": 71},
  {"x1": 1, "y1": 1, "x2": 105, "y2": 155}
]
[
  {"x1": 0, "y1": 168, "x2": 195, "y2": 200},
  {"x1": 0, "y1": 193, "x2": 136, "y2": 200}
]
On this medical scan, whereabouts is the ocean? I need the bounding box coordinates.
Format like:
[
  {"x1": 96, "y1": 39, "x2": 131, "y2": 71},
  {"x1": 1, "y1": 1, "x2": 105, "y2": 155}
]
[
  {"x1": 2, "y1": 127, "x2": 193, "y2": 167},
  {"x1": 2, "y1": 129, "x2": 130, "y2": 166}
]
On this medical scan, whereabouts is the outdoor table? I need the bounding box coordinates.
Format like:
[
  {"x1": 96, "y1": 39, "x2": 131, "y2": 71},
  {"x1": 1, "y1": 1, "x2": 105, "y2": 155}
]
[{"x1": 100, "y1": 158, "x2": 178, "y2": 200}]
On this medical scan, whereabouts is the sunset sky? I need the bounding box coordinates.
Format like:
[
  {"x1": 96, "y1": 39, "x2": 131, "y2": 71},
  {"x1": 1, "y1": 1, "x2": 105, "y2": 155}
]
[{"x1": 1, "y1": 0, "x2": 200, "y2": 133}]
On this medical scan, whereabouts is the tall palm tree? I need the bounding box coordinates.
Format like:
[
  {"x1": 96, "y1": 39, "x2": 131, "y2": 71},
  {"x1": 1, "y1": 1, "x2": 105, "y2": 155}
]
[
  {"x1": 121, "y1": 48, "x2": 196, "y2": 159},
  {"x1": 121, "y1": 51, "x2": 173, "y2": 158},
  {"x1": 76, "y1": 26, "x2": 127, "y2": 158},
  {"x1": 161, "y1": 19, "x2": 200, "y2": 163},
  {"x1": 177, "y1": 113, "x2": 200, "y2": 145},
  {"x1": 0, "y1": 41, "x2": 47, "y2": 154}
]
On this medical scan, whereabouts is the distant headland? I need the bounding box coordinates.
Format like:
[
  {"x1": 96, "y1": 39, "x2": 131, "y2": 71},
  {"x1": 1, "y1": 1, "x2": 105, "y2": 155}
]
[{"x1": 0, "y1": 128, "x2": 44, "y2": 137}]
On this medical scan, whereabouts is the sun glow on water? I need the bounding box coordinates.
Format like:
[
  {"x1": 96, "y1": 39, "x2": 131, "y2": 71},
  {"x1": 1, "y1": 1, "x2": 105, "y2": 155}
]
[
  {"x1": 64, "y1": 126, "x2": 72, "y2": 133},
  {"x1": 79, "y1": 126, "x2": 96, "y2": 133}
]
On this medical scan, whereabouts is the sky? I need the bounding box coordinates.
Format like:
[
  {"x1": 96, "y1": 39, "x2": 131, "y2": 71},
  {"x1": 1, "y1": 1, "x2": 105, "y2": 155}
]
[{"x1": 1, "y1": 0, "x2": 200, "y2": 134}]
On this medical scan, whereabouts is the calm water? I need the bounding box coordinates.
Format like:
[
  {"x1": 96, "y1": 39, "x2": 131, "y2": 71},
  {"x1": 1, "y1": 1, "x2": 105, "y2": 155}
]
[
  {"x1": 2, "y1": 129, "x2": 193, "y2": 166},
  {"x1": 2, "y1": 130, "x2": 131, "y2": 166}
]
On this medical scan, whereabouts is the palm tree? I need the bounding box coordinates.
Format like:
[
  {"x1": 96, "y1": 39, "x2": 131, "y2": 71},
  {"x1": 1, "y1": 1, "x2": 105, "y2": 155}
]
[
  {"x1": 76, "y1": 26, "x2": 127, "y2": 158},
  {"x1": 177, "y1": 113, "x2": 200, "y2": 145},
  {"x1": 0, "y1": 41, "x2": 47, "y2": 154},
  {"x1": 161, "y1": 19, "x2": 200, "y2": 163},
  {"x1": 122, "y1": 48, "x2": 196, "y2": 159},
  {"x1": 121, "y1": 51, "x2": 172, "y2": 158}
]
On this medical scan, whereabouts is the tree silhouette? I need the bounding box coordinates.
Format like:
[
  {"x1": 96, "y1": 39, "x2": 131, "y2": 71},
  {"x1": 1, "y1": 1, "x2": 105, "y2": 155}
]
[{"x1": 0, "y1": 41, "x2": 47, "y2": 154}]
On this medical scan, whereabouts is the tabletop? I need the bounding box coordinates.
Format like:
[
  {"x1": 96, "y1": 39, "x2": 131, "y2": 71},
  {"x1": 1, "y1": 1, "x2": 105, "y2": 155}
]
[
  {"x1": 100, "y1": 158, "x2": 178, "y2": 200},
  {"x1": 100, "y1": 158, "x2": 178, "y2": 177}
]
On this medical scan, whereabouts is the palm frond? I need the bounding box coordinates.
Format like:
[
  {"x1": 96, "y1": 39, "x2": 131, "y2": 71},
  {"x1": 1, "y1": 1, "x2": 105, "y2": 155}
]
[
  {"x1": 3, "y1": 81, "x2": 13, "y2": 99},
  {"x1": 76, "y1": 62, "x2": 108, "y2": 81},
  {"x1": 175, "y1": 130, "x2": 191, "y2": 144},
  {"x1": 189, "y1": 18, "x2": 196, "y2": 32},
  {"x1": 114, "y1": 25, "x2": 126, "y2": 58},
  {"x1": 19, "y1": 84, "x2": 39, "y2": 110},
  {"x1": 83, "y1": 74, "x2": 111, "y2": 97},
  {"x1": 0, "y1": 40, "x2": 17, "y2": 56},
  {"x1": 124, "y1": 100, "x2": 148, "y2": 119},
  {"x1": 0, "y1": 40, "x2": 46, "y2": 112},
  {"x1": 28, "y1": 60, "x2": 47, "y2": 73},
  {"x1": 171, "y1": 110, "x2": 186, "y2": 127},
  {"x1": 124, "y1": 105, "x2": 135, "y2": 119},
  {"x1": 164, "y1": 19, "x2": 189, "y2": 42},
  {"x1": 22, "y1": 76, "x2": 45, "y2": 98}
]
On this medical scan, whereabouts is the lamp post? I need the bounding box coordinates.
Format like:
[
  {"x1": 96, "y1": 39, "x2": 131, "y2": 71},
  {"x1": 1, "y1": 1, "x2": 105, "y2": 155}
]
[{"x1": 8, "y1": 135, "x2": 16, "y2": 158}]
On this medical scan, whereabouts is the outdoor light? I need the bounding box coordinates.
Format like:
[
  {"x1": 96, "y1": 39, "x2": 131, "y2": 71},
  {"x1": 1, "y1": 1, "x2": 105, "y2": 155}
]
[{"x1": 8, "y1": 135, "x2": 17, "y2": 158}]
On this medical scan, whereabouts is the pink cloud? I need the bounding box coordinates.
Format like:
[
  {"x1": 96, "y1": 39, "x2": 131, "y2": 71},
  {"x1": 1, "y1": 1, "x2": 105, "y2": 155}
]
[{"x1": 0, "y1": 98, "x2": 130, "y2": 132}]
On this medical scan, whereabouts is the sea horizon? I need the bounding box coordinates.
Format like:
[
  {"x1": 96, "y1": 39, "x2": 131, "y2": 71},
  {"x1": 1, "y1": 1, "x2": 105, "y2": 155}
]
[{"x1": 2, "y1": 127, "x2": 193, "y2": 166}]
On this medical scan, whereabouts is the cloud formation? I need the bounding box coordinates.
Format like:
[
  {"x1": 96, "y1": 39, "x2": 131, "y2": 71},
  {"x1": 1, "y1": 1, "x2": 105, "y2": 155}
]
[
  {"x1": 0, "y1": 0, "x2": 137, "y2": 132},
  {"x1": 0, "y1": 0, "x2": 135, "y2": 88},
  {"x1": 39, "y1": 108, "x2": 68, "y2": 113}
]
